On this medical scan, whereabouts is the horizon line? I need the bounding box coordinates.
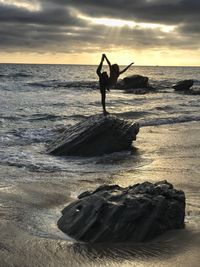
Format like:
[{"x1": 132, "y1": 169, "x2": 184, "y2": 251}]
[{"x1": 0, "y1": 63, "x2": 200, "y2": 67}]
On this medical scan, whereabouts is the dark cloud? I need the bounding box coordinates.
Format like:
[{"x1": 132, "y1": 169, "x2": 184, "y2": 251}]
[
  {"x1": 0, "y1": 3, "x2": 81, "y2": 25},
  {"x1": 64, "y1": 0, "x2": 200, "y2": 25},
  {"x1": 0, "y1": 0, "x2": 199, "y2": 54},
  {"x1": 0, "y1": 2, "x2": 89, "y2": 52}
]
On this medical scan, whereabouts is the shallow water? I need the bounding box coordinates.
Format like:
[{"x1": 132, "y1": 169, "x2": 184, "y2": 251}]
[{"x1": 0, "y1": 64, "x2": 200, "y2": 266}]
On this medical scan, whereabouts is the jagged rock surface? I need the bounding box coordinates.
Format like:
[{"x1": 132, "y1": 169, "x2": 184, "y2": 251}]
[
  {"x1": 47, "y1": 114, "x2": 139, "y2": 156},
  {"x1": 172, "y1": 79, "x2": 193, "y2": 91},
  {"x1": 57, "y1": 181, "x2": 185, "y2": 243}
]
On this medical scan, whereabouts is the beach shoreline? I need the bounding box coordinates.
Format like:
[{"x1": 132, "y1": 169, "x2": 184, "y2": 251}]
[{"x1": 1, "y1": 122, "x2": 200, "y2": 267}]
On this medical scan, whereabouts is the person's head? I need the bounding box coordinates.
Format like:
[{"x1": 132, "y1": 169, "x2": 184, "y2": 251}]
[
  {"x1": 102, "y1": 71, "x2": 109, "y2": 81},
  {"x1": 111, "y1": 64, "x2": 120, "y2": 75}
]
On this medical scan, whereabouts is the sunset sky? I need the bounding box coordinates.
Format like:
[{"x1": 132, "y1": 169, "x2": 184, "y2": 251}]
[{"x1": 0, "y1": 0, "x2": 199, "y2": 65}]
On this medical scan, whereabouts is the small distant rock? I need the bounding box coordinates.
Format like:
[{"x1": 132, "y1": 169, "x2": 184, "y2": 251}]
[
  {"x1": 57, "y1": 180, "x2": 185, "y2": 243},
  {"x1": 47, "y1": 114, "x2": 139, "y2": 157},
  {"x1": 172, "y1": 79, "x2": 193, "y2": 91}
]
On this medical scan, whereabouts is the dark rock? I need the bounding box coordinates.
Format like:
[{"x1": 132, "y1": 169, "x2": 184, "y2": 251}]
[
  {"x1": 116, "y1": 75, "x2": 156, "y2": 93},
  {"x1": 180, "y1": 86, "x2": 200, "y2": 95},
  {"x1": 172, "y1": 79, "x2": 193, "y2": 91},
  {"x1": 115, "y1": 79, "x2": 124, "y2": 89},
  {"x1": 124, "y1": 88, "x2": 148, "y2": 94},
  {"x1": 185, "y1": 89, "x2": 200, "y2": 95},
  {"x1": 123, "y1": 75, "x2": 149, "y2": 89},
  {"x1": 47, "y1": 114, "x2": 139, "y2": 157},
  {"x1": 57, "y1": 180, "x2": 185, "y2": 243}
]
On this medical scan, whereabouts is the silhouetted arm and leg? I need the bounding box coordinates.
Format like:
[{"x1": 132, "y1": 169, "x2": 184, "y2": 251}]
[
  {"x1": 103, "y1": 54, "x2": 112, "y2": 75},
  {"x1": 97, "y1": 55, "x2": 109, "y2": 115},
  {"x1": 101, "y1": 88, "x2": 107, "y2": 115},
  {"x1": 96, "y1": 55, "x2": 104, "y2": 77},
  {"x1": 119, "y1": 62, "x2": 134, "y2": 75}
]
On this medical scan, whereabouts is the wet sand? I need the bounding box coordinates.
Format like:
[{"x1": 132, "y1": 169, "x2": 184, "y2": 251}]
[{"x1": 0, "y1": 122, "x2": 200, "y2": 267}]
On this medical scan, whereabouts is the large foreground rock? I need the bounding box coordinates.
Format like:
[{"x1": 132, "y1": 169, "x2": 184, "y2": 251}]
[
  {"x1": 58, "y1": 181, "x2": 185, "y2": 243},
  {"x1": 172, "y1": 79, "x2": 193, "y2": 91},
  {"x1": 47, "y1": 114, "x2": 139, "y2": 156}
]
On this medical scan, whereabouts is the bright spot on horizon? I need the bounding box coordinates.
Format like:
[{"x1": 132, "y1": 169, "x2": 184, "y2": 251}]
[
  {"x1": 0, "y1": 0, "x2": 40, "y2": 11},
  {"x1": 79, "y1": 14, "x2": 175, "y2": 33}
]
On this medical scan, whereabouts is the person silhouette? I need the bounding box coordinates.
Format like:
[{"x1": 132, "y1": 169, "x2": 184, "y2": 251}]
[
  {"x1": 104, "y1": 54, "x2": 134, "y2": 88},
  {"x1": 96, "y1": 54, "x2": 134, "y2": 115},
  {"x1": 96, "y1": 54, "x2": 110, "y2": 115}
]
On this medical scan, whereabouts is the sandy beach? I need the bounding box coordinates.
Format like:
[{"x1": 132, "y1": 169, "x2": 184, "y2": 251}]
[{"x1": 1, "y1": 122, "x2": 200, "y2": 267}]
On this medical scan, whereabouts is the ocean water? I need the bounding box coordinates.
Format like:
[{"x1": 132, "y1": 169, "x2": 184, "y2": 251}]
[{"x1": 0, "y1": 64, "x2": 200, "y2": 267}]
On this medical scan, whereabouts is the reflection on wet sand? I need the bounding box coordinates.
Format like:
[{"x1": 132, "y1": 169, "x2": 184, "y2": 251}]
[{"x1": 0, "y1": 122, "x2": 200, "y2": 267}]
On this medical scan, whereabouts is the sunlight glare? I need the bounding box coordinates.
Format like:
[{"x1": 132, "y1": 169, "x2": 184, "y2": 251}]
[
  {"x1": 79, "y1": 14, "x2": 175, "y2": 33},
  {"x1": 88, "y1": 17, "x2": 134, "y2": 27}
]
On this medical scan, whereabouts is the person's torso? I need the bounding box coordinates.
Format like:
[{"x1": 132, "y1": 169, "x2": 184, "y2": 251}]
[
  {"x1": 99, "y1": 75, "x2": 109, "y2": 88},
  {"x1": 108, "y1": 73, "x2": 119, "y2": 88}
]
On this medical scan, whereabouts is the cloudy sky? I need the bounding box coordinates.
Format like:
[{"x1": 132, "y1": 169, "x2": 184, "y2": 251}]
[{"x1": 0, "y1": 0, "x2": 199, "y2": 65}]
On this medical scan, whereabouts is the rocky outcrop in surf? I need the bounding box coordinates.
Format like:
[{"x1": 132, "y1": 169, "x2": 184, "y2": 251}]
[
  {"x1": 116, "y1": 75, "x2": 155, "y2": 94},
  {"x1": 123, "y1": 75, "x2": 149, "y2": 88},
  {"x1": 47, "y1": 114, "x2": 139, "y2": 157},
  {"x1": 172, "y1": 79, "x2": 193, "y2": 91},
  {"x1": 172, "y1": 79, "x2": 200, "y2": 94},
  {"x1": 57, "y1": 180, "x2": 185, "y2": 243}
]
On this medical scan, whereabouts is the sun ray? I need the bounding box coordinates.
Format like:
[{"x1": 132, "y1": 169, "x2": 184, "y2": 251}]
[{"x1": 79, "y1": 14, "x2": 176, "y2": 33}]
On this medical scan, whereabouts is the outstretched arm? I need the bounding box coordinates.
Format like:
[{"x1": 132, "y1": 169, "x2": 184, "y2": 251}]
[
  {"x1": 119, "y1": 62, "x2": 134, "y2": 75},
  {"x1": 96, "y1": 55, "x2": 104, "y2": 77},
  {"x1": 103, "y1": 54, "x2": 112, "y2": 73}
]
